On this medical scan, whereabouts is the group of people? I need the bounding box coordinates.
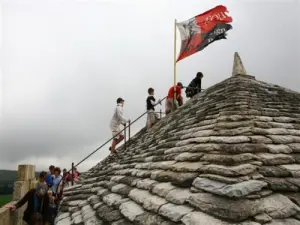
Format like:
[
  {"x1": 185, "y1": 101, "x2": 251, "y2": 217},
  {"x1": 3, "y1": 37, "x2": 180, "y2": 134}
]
[
  {"x1": 109, "y1": 72, "x2": 204, "y2": 154},
  {"x1": 8, "y1": 165, "x2": 80, "y2": 225},
  {"x1": 62, "y1": 167, "x2": 80, "y2": 185},
  {"x1": 7, "y1": 72, "x2": 203, "y2": 224}
]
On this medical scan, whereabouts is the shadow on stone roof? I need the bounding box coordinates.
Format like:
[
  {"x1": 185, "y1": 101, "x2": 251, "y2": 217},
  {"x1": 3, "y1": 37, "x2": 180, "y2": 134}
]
[{"x1": 55, "y1": 53, "x2": 300, "y2": 225}]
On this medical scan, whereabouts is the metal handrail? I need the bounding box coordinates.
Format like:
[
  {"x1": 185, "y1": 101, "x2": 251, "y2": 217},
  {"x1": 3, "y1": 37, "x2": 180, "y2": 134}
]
[
  {"x1": 124, "y1": 124, "x2": 127, "y2": 150},
  {"x1": 55, "y1": 96, "x2": 167, "y2": 196},
  {"x1": 73, "y1": 96, "x2": 167, "y2": 169},
  {"x1": 71, "y1": 162, "x2": 74, "y2": 186}
]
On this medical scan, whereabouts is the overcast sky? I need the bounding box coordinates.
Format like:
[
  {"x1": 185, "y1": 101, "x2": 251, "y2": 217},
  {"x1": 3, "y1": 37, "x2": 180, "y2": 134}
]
[{"x1": 0, "y1": 0, "x2": 299, "y2": 172}]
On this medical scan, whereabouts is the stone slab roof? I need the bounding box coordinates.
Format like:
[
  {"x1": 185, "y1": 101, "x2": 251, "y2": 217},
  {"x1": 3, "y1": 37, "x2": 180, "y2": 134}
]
[{"x1": 55, "y1": 56, "x2": 300, "y2": 225}]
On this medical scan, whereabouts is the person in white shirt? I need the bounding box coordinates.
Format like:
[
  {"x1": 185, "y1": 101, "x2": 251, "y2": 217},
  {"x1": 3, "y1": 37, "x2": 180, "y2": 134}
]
[{"x1": 109, "y1": 97, "x2": 130, "y2": 153}]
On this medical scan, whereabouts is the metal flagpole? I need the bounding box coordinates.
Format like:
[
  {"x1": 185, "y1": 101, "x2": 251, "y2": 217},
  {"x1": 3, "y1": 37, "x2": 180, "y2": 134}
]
[{"x1": 173, "y1": 19, "x2": 177, "y2": 102}]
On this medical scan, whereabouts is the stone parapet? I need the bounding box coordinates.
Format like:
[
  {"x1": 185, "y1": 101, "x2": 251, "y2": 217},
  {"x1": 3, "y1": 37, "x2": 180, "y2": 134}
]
[
  {"x1": 0, "y1": 164, "x2": 37, "y2": 225},
  {"x1": 0, "y1": 201, "x2": 16, "y2": 225},
  {"x1": 0, "y1": 204, "x2": 12, "y2": 225}
]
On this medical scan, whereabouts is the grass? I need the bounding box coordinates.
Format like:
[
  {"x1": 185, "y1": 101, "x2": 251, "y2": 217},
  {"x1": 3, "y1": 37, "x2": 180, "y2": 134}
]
[{"x1": 0, "y1": 195, "x2": 12, "y2": 208}]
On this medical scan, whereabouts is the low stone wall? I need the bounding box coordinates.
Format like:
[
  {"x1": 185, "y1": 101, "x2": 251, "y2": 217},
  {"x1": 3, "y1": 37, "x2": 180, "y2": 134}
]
[
  {"x1": 0, "y1": 165, "x2": 37, "y2": 225},
  {"x1": 0, "y1": 201, "x2": 17, "y2": 225}
]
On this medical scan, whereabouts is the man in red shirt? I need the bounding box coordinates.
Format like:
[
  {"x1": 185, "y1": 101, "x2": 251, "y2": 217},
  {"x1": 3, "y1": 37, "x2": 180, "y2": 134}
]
[{"x1": 165, "y1": 82, "x2": 184, "y2": 115}]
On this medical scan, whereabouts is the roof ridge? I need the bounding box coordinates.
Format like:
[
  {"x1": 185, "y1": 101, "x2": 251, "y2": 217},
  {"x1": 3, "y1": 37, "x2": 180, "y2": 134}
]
[{"x1": 60, "y1": 61, "x2": 300, "y2": 224}]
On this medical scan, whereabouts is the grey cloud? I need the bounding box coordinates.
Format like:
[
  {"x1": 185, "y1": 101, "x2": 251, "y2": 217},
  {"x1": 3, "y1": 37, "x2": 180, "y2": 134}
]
[{"x1": 0, "y1": 0, "x2": 299, "y2": 171}]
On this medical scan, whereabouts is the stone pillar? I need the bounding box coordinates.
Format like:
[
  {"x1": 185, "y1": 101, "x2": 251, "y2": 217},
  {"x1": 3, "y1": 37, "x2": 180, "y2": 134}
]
[
  {"x1": 13, "y1": 165, "x2": 35, "y2": 201},
  {"x1": 232, "y1": 52, "x2": 247, "y2": 76},
  {"x1": 12, "y1": 165, "x2": 36, "y2": 225},
  {"x1": 17, "y1": 165, "x2": 35, "y2": 181}
]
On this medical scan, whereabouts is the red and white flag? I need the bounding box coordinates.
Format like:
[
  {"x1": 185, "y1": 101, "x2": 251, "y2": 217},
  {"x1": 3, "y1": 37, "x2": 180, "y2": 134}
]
[{"x1": 176, "y1": 5, "x2": 233, "y2": 62}]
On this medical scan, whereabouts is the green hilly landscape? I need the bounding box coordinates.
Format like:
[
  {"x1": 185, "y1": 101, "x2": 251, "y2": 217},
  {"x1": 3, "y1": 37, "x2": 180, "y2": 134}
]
[
  {"x1": 0, "y1": 195, "x2": 12, "y2": 207},
  {"x1": 0, "y1": 169, "x2": 40, "y2": 194},
  {"x1": 0, "y1": 170, "x2": 19, "y2": 195},
  {"x1": 0, "y1": 170, "x2": 40, "y2": 207}
]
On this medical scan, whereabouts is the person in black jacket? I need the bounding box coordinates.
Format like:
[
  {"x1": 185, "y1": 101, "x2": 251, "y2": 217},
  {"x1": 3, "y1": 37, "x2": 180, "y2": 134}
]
[
  {"x1": 9, "y1": 182, "x2": 51, "y2": 225},
  {"x1": 185, "y1": 72, "x2": 203, "y2": 98}
]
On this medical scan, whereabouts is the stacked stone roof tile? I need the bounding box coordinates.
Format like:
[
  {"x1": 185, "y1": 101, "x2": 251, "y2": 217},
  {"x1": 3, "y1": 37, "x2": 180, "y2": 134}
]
[{"x1": 55, "y1": 54, "x2": 300, "y2": 225}]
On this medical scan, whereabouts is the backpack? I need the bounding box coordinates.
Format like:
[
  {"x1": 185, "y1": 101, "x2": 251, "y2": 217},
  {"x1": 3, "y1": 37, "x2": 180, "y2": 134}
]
[
  {"x1": 185, "y1": 87, "x2": 194, "y2": 98},
  {"x1": 185, "y1": 83, "x2": 198, "y2": 98},
  {"x1": 30, "y1": 193, "x2": 44, "y2": 225},
  {"x1": 44, "y1": 204, "x2": 57, "y2": 225}
]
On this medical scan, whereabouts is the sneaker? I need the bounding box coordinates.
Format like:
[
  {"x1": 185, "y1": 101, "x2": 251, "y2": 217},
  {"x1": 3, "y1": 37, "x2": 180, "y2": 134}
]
[
  {"x1": 109, "y1": 147, "x2": 118, "y2": 154},
  {"x1": 112, "y1": 151, "x2": 118, "y2": 156}
]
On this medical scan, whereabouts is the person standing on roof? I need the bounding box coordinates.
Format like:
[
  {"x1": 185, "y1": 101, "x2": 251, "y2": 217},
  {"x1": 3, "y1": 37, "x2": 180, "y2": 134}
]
[
  {"x1": 109, "y1": 97, "x2": 130, "y2": 154},
  {"x1": 185, "y1": 72, "x2": 203, "y2": 98},
  {"x1": 165, "y1": 82, "x2": 184, "y2": 115},
  {"x1": 146, "y1": 88, "x2": 161, "y2": 130}
]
